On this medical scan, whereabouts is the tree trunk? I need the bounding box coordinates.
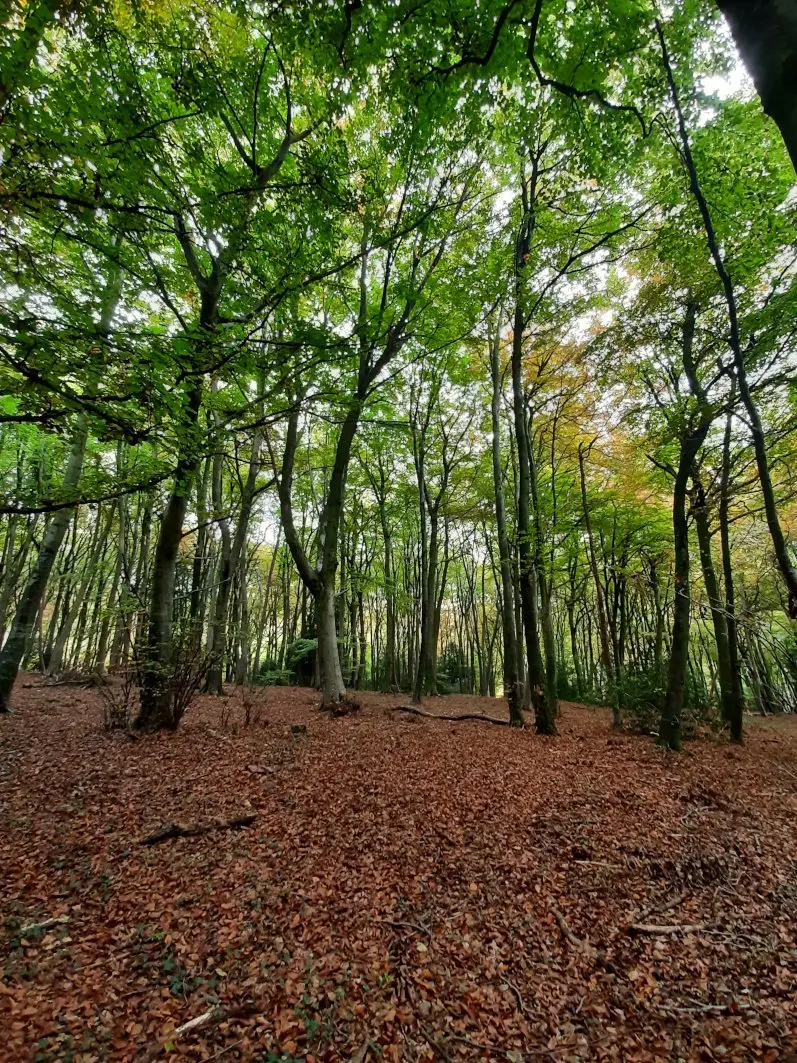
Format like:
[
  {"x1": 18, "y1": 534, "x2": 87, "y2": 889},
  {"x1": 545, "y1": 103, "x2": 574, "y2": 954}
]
[
  {"x1": 205, "y1": 417, "x2": 233, "y2": 695},
  {"x1": 660, "y1": 455, "x2": 694, "y2": 751},
  {"x1": 692, "y1": 479, "x2": 735, "y2": 733},
  {"x1": 136, "y1": 379, "x2": 203, "y2": 729},
  {"x1": 0, "y1": 416, "x2": 88, "y2": 711},
  {"x1": 714, "y1": 0, "x2": 797, "y2": 173},
  {"x1": 719, "y1": 401, "x2": 745, "y2": 741},
  {"x1": 316, "y1": 576, "x2": 345, "y2": 706},
  {"x1": 578, "y1": 445, "x2": 620, "y2": 726},
  {"x1": 489, "y1": 323, "x2": 523, "y2": 725},
  {"x1": 510, "y1": 303, "x2": 551, "y2": 733},
  {"x1": 528, "y1": 411, "x2": 558, "y2": 720},
  {"x1": 659, "y1": 19, "x2": 797, "y2": 616}
]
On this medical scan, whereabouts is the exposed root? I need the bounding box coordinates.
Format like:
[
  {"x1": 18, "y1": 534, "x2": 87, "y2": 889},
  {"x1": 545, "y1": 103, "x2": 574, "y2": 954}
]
[{"x1": 394, "y1": 704, "x2": 510, "y2": 726}]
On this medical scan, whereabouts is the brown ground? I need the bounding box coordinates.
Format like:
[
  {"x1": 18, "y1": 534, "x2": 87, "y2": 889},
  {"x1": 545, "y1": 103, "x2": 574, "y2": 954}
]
[{"x1": 1, "y1": 680, "x2": 797, "y2": 1062}]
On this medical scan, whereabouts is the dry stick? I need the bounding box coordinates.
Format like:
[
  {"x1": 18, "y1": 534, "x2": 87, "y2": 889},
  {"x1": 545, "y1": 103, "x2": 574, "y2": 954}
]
[
  {"x1": 394, "y1": 704, "x2": 510, "y2": 726},
  {"x1": 630, "y1": 921, "x2": 710, "y2": 935},
  {"x1": 139, "y1": 1003, "x2": 261, "y2": 1062},
  {"x1": 550, "y1": 906, "x2": 596, "y2": 957},
  {"x1": 506, "y1": 979, "x2": 533, "y2": 1020},
  {"x1": 138, "y1": 814, "x2": 256, "y2": 846},
  {"x1": 378, "y1": 918, "x2": 432, "y2": 937},
  {"x1": 19, "y1": 915, "x2": 70, "y2": 934},
  {"x1": 629, "y1": 887, "x2": 689, "y2": 928}
]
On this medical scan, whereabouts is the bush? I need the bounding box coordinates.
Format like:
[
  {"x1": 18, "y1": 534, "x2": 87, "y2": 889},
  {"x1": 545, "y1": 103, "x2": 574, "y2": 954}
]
[
  {"x1": 135, "y1": 634, "x2": 210, "y2": 730},
  {"x1": 97, "y1": 668, "x2": 139, "y2": 731},
  {"x1": 285, "y1": 638, "x2": 318, "y2": 671},
  {"x1": 256, "y1": 658, "x2": 292, "y2": 686},
  {"x1": 618, "y1": 669, "x2": 712, "y2": 738}
]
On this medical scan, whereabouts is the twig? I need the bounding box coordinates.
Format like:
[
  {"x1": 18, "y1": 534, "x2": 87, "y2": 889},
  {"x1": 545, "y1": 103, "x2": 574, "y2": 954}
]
[
  {"x1": 211, "y1": 1039, "x2": 246, "y2": 1060},
  {"x1": 658, "y1": 1000, "x2": 749, "y2": 1014},
  {"x1": 378, "y1": 918, "x2": 431, "y2": 937},
  {"x1": 138, "y1": 814, "x2": 256, "y2": 846},
  {"x1": 630, "y1": 888, "x2": 689, "y2": 927},
  {"x1": 505, "y1": 979, "x2": 533, "y2": 1020},
  {"x1": 572, "y1": 860, "x2": 623, "y2": 870},
  {"x1": 550, "y1": 906, "x2": 596, "y2": 957},
  {"x1": 394, "y1": 704, "x2": 510, "y2": 726}
]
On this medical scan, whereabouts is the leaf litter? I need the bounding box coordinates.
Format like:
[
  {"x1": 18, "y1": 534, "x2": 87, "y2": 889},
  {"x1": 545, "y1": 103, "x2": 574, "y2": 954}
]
[{"x1": 1, "y1": 681, "x2": 797, "y2": 1062}]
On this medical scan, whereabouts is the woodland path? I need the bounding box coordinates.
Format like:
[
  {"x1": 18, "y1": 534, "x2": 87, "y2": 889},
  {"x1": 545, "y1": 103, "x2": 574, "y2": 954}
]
[{"x1": 1, "y1": 682, "x2": 796, "y2": 1062}]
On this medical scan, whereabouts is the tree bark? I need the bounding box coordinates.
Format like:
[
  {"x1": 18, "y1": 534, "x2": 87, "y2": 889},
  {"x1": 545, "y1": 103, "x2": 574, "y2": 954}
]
[
  {"x1": 0, "y1": 416, "x2": 88, "y2": 711},
  {"x1": 489, "y1": 323, "x2": 524, "y2": 724},
  {"x1": 137, "y1": 379, "x2": 204, "y2": 729},
  {"x1": 714, "y1": 0, "x2": 797, "y2": 173},
  {"x1": 719, "y1": 400, "x2": 745, "y2": 741},
  {"x1": 578, "y1": 444, "x2": 620, "y2": 726},
  {"x1": 691, "y1": 478, "x2": 735, "y2": 734},
  {"x1": 659, "y1": 19, "x2": 797, "y2": 617}
]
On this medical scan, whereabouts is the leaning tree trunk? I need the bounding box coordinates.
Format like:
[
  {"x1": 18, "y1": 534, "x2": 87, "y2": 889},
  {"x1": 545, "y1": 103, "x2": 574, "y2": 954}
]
[
  {"x1": 659, "y1": 20, "x2": 797, "y2": 617},
  {"x1": 0, "y1": 415, "x2": 88, "y2": 711}
]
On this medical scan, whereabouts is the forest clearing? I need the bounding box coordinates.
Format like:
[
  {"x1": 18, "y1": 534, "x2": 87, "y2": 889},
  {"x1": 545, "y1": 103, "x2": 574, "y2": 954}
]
[
  {"x1": 3, "y1": 0, "x2": 797, "y2": 1059},
  {"x1": 2, "y1": 682, "x2": 797, "y2": 1063}
]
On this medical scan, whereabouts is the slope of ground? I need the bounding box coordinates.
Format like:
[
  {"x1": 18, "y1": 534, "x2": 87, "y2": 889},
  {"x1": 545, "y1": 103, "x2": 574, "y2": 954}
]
[{"x1": 1, "y1": 681, "x2": 796, "y2": 1062}]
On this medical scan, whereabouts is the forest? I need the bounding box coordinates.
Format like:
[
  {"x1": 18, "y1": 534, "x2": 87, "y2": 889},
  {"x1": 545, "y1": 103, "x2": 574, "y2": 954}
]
[{"x1": 1, "y1": 1, "x2": 797, "y2": 1061}]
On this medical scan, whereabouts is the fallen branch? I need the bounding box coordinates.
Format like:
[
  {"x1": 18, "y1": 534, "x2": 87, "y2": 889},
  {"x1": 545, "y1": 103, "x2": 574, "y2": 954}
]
[
  {"x1": 658, "y1": 999, "x2": 750, "y2": 1015},
  {"x1": 139, "y1": 1003, "x2": 260, "y2": 1062},
  {"x1": 19, "y1": 915, "x2": 70, "y2": 935},
  {"x1": 394, "y1": 705, "x2": 510, "y2": 726},
  {"x1": 138, "y1": 814, "x2": 256, "y2": 846},
  {"x1": 630, "y1": 921, "x2": 710, "y2": 935}
]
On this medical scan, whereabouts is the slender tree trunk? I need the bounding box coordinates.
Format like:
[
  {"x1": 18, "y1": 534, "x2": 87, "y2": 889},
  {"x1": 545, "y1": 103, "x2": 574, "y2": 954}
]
[
  {"x1": 0, "y1": 416, "x2": 88, "y2": 710},
  {"x1": 47, "y1": 504, "x2": 110, "y2": 674},
  {"x1": 578, "y1": 445, "x2": 620, "y2": 726},
  {"x1": 528, "y1": 412, "x2": 558, "y2": 719},
  {"x1": 659, "y1": 20, "x2": 797, "y2": 616},
  {"x1": 511, "y1": 305, "x2": 551, "y2": 732},
  {"x1": 489, "y1": 324, "x2": 523, "y2": 724},
  {"x1": 189, "y1": 454, "x2": 211, "y2": 650},
  {"x1": 719, "y1": 401, "x2": 745, "y2": 741},
  {"x1": 660, "y1": 456, "x2": 694, "y2": 751},
  {"x1": 692, "y1": 479, "x2": 735, "y2": 732},
  {"x1": 317, "y1": 575, "x2": 345, "y2": 705},
  {"x1": 205, "y1": 416, "x2": 233, "y2": 695}
]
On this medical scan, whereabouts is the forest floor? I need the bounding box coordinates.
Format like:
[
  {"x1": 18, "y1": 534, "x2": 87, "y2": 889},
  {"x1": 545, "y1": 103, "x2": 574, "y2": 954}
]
[{"x1": 1, "y1": 683, "x2": 797, "y2": 1063}]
